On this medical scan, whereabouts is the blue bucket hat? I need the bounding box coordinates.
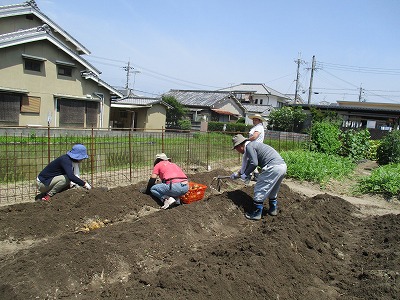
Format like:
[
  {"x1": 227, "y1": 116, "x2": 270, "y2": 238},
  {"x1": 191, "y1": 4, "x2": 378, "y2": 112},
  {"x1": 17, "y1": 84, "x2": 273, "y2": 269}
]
[{"x1": 67, "y1": 144, "x2": 88, "y2": 160}]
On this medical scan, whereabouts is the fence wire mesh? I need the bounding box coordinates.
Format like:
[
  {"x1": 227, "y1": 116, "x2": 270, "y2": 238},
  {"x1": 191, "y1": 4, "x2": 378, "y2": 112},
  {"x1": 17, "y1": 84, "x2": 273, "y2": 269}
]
[{"x1": 0, "y1": 127, "x2": 308, "y2": 206}]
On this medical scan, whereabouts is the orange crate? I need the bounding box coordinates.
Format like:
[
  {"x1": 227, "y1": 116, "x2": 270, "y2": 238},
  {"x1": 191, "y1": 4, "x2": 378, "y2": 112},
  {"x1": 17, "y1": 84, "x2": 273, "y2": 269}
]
[{"x1": 180, "y1": 182, "x2": 207, "y2": 204}]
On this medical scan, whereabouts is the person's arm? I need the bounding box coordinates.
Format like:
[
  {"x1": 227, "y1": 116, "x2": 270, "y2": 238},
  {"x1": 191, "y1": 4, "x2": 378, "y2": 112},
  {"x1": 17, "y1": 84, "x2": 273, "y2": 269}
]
[
  {"x1": 248, "y1": 131, "x2": 260, "y2": 141},
  {"x1": 243, "y1": 146, "x2": 258, "y2": 176},
  {"x1": 145, "y1": 173, "x2": 157, "y2": 194},
  {"x1": 61, "y1": 157, "x2": 86, "y2": 186}
]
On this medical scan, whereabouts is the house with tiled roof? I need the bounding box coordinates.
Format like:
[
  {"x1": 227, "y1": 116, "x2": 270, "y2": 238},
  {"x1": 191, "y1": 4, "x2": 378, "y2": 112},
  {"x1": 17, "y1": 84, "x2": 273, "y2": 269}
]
[
  {"x1": 163, "y1": 90, "x2": 246, "y2": 126},
  {"x1": 110, "y1": 96, "x2": 172, "y2": 130},
  {"x1": 219, "y1": 83, "x2": 291, "y2": 124},
  {"x1": 0, "y1": 0, "x2": 123, "y2": 128}
]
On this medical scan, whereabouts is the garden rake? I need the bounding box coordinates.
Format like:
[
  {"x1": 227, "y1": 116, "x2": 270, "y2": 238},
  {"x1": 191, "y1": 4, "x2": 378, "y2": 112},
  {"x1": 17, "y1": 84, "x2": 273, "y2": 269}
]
[{"x1": 210, "y1": 175, "x2": 232, "y2": 193}]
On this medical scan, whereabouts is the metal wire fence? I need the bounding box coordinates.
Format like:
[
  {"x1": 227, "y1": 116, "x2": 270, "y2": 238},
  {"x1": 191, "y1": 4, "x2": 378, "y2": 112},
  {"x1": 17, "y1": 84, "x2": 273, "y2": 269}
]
[{"x1": 0, "y1": 126, "x2": 309, "y2": 206}]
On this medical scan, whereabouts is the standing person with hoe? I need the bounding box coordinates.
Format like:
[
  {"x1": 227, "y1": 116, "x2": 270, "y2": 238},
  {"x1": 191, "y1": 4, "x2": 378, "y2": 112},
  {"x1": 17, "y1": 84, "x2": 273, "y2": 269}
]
[
  {"x1": 143, "y1": 153, "x2": 189, "y2": 209},
  {"x1": 240, "y1": 114, "x2": 266, "y2": 181},
  {"x1": 231, "y1": 134, "x2": 287, "y2": 220},
  {"x1": 37, "y1": 144, "x2": 92, "y2": 201}
]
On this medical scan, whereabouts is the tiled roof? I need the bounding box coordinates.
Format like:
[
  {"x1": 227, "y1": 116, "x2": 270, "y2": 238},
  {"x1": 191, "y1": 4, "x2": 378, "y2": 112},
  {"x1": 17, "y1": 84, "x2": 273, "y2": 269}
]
[
  {"x1": 242, "y1": 104, "x2": 273, "y2": 114},
  {"x1": 114, "y1": 97, "x2": 161, "y2": 105},
  {"x1": 112, "y1": 97, "x2": 172, "y2": 109},
  {"x1": 219, "y1": 83, "x2": 289, "y2": 99},
  {"x1": 164, "y1": 90, "x2": 235, "y2": 107}
]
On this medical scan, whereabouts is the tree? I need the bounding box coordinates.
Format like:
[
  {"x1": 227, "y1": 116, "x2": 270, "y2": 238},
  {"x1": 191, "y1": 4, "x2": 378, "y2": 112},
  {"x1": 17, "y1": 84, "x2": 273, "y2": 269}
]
[
  {"x1": 162, "y1": 95, "x2": 187, "y2": 128},
  {"x1": 267, "y1": 106, "x2": 307, "y2": 132},
  {"x1": 310, "y1": 107, "x2": 342, "y2": 126}
]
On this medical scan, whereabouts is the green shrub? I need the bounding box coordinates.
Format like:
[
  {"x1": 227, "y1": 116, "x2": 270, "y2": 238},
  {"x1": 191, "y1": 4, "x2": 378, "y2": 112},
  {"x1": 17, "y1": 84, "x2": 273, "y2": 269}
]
[
  {"x1": 339, "y1": 129, "x2": 371, "y2": 161},
  {"x1": 281, "y1": 150, "x2": 355, "y2": 187},
  {"x1": 376, "y1": 130, "x2": 400, "y2": 165},
  {"x1": 366, "y1": 140, "x2": 380, "y2": 161},
  {"x1": 355, "y1": 163, "x2": 400, "y2": 196},
  {"x1": 207, "y1": 121, "x2": 250, "y2": 133},
  {"x1": 309, "y1": 122, "x2": 341, "y2": 155},
  {"x1": 177, "y1": 119, "x2": 191, "y2": 130}
]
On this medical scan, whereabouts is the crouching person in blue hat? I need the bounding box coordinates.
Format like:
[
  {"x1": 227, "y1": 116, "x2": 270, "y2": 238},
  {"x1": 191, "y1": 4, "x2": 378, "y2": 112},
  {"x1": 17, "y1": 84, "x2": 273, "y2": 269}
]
[
  {"x1": 231, "y1": 134, "x2": 287, "y2": 220},
  {"x1": 36, "y1": 144, "x2": 91, "y2": 201}
]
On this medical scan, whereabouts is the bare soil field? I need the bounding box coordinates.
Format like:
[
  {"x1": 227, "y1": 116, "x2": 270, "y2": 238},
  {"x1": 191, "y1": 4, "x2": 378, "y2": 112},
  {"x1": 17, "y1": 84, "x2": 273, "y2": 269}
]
[{"x1": 0, "y1": 161, "x2": 399, "y2": 299}]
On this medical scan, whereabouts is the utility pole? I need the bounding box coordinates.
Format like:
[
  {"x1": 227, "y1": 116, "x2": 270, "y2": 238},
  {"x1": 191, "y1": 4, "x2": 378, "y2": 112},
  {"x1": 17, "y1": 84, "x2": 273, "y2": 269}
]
[
  {"x1": 123, "y1": 61, "x2": 135, "y2": 95},
  {"x1": 358, "y1": 84, "x2": 363, "y2": 102},
  {"x1": 307, "y1": 55, "x2": 316, "y2": 105},
  {"x1": 294, "y1": 54, "x2": 304, "y2": 104}
]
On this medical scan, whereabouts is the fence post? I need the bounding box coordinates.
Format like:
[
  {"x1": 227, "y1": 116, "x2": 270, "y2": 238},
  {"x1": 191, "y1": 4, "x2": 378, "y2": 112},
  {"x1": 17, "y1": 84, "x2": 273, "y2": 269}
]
[
  {"x1": 278, "y1": 131, "x2": 281, "y2": 152},
  {"x1": 47, "y1": 125, "x2": 51, "y2": 164},
  {"x1": 91, "y1": 127, "x2": 94, "y2": 186},
  {"x1": 162, "y1": 126, "x2": 165, "y2": 153},
  {"x1": 186, "y1": 130, "x2": 190, "y2": 172},
  {"x1": 206, "y1": 131, "x2": 210, "y2": 170},
  {"x1": 129, "y1": 131, "x2": 132, "y2": 182}
]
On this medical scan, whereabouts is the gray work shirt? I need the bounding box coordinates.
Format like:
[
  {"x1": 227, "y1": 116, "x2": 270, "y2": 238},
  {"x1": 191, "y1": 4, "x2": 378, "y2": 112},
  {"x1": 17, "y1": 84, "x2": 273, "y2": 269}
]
[{"x1": 243, "y1": 142, "x2": 285, "y2": 176}]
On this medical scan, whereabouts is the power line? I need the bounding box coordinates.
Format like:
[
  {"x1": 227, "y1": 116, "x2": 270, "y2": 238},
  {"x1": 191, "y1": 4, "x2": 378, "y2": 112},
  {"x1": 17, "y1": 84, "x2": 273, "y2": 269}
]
[
  {"x1": 87, "y1": 55, "x2": 222, "y2": 89},
  {"x1": 316, "y1": 61, "x2": 400, "y2": 75}
]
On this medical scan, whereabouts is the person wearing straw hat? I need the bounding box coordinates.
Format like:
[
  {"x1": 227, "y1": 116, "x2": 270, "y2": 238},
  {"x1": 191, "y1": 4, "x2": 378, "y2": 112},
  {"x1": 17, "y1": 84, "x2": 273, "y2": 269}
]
[
  {"x1": 37, "y1": 144, "x2": 92, "y2": 201},
  {"x1": 240, "y1": 114, "x2": 266, "y2": 181},
  {"x1": 248, "y1": 114, "x2": 266, "y2": 143},
  {"x1": 143, "y1": 153, "x2": 189, "y2": 209},
  {"x1": 231, "y1": 134, "x2": 287, "y2": 221}
]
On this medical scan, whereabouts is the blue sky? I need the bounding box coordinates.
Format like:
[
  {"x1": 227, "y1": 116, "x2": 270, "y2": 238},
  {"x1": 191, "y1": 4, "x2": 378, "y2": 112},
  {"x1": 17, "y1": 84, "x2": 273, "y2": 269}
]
[{"x1": 2, "y1": 0, "x2": 400, "y2": 104}]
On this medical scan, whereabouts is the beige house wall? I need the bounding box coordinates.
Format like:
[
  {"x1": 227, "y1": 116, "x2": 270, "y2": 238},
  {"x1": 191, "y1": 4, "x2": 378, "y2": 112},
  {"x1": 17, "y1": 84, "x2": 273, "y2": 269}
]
[
  {"x1": 0, "y1": 41, "x2": 111, "y2": 128},
  {"x1": 0, "y1": 15, "x2": 42, "y2": 34},
  {"x1": 145, "y1": 105, "x2": 167, "y2": 131},
  {"x1": 215, "y1": 99, "x2": 243, "y2": 115}
]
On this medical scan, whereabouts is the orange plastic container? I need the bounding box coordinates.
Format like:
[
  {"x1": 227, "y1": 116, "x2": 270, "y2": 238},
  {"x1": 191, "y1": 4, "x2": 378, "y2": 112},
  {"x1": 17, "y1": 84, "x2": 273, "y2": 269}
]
[{"x1": 180, "y1": 182, "x2": 207, "y2": 204}]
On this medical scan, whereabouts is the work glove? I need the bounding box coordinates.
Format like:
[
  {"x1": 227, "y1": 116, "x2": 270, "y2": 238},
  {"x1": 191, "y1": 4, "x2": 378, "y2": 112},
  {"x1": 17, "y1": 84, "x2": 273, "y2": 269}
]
[
  {"x1": 139, "y1": 187, "x2": 147, "y2": 194},
  {"x1": 84, "y1": 182, "x2": 92, "y2": 190},
  {"x1": 230, "y1": 172, "x2": 239, "y2": 180},
  {"x1": 240, "y1": 174, "x2": 250, "y2": 185}
]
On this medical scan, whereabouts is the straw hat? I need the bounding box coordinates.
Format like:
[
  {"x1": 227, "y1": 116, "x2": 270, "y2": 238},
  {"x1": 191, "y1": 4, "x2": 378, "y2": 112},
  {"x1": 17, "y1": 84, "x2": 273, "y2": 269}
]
[
  {"x1": 249, "y1": 114, "x2": 266, "y2": 122},
  {"x1": 231, "y1": 134, "x2": 248, "y2": 149},
  {"x1": 155, "y1": 153, "x2": 170, "y2": 161}
]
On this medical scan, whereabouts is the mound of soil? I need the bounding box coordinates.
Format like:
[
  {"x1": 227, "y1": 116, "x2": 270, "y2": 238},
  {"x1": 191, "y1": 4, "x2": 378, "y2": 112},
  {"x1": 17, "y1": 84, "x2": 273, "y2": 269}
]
[{"x1": 0, "y1": 169, "x2": 399, "y2": 300}]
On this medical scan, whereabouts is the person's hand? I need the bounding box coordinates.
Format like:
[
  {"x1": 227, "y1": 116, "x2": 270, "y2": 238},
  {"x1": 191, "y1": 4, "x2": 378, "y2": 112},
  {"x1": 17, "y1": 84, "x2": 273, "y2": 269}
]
[
  {"x1": 230, "y1": 172, "x2": 239, "y2": 180},
  {"x1": 240, "y1": 174, "x2": 250, "y2": 185},
  {"x1": 84, "y1": 182, "x2": 92, "y2": 190},
  {"x1": 139, "y1": 187, "x2": 147, "y2": 194}
]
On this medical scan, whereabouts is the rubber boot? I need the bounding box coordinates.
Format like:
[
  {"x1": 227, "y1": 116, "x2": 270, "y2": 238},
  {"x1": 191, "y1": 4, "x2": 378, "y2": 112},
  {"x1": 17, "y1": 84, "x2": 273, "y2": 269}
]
[
  {"x1": 245, "y1": 203, "x2": 263, "y2": 221},
  {"x1": 268, "y1": 199, "x2": 278, "y2": 216}
]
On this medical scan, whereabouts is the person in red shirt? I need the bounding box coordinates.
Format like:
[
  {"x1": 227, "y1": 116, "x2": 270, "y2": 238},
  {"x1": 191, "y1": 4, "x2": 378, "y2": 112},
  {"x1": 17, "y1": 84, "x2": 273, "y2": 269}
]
[{"x1": 144, "y1": 153, "x2": 189, "y2": 209}]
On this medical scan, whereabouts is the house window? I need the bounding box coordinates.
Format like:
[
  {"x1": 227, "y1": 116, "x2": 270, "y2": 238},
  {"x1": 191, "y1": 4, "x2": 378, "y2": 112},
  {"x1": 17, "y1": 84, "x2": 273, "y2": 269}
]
[
  {"x1": 260, "y1": 99, "x2": 263, "y2": 105},
  {"x1": 58, "y1": 66, "x2": 72, "y2": 77},
  {"x1": 86, "y1": 101, "x2": 99, "y2": 127},
  {"x1": 22, "y1": 54, "x2": 46, "y2": 73},
  {"x1": 255, "y1": 99, "x2": 258, "y2": 104},
  {"x1": 59, "y1": 99, "x2": 99, "y2": 128},
  {"x1": 24, "y1": 59, "x2": 42, "y2": 72},
  {"x1": 21, "y1": 96, "x2": 41, "y2": 114},
  {"x1": 56, "y1": 61, "x2": 75, "y2": 77},
  {"x1": 0, "y1": 93, "x2": 20, "y2": 125}
]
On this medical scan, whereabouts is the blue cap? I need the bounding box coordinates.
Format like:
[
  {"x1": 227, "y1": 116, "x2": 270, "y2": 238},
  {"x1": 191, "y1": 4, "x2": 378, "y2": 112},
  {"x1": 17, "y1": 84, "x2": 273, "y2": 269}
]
[{"x1": 67, "y1": 144, "x2": 88, "y2": 160}]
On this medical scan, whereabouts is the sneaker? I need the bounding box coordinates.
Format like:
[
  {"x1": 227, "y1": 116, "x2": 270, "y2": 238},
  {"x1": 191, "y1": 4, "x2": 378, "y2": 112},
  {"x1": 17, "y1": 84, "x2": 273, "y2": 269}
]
[
  {"x1": 41, "y1": 194, "x2": 51, "y2": 201},
  {"x1": 245, "y1": 208, "x2": 262, "y2": 220},
  {"x1": 161, "y1": 197, "x2": 176, "y2": 209}
]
